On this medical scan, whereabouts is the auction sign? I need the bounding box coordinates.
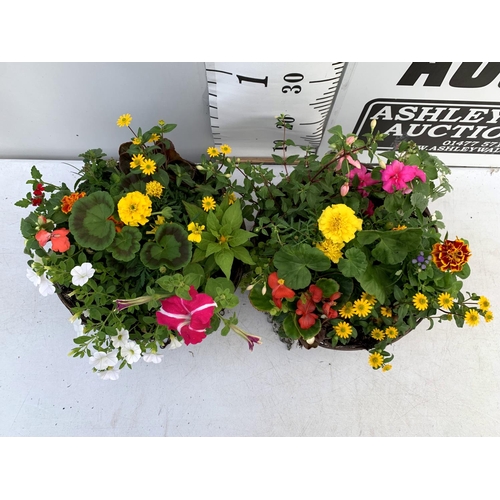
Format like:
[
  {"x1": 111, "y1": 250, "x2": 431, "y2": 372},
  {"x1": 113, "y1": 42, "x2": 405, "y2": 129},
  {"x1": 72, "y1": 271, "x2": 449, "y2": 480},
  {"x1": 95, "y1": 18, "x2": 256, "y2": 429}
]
[{"x1": 318, "y1": 62, "x2": 500, "y2": 167}]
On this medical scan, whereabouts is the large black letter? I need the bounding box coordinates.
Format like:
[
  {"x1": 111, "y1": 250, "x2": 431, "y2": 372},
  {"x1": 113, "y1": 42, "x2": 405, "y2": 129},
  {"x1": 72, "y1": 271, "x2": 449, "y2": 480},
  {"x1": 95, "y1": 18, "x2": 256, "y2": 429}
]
[
  {"x1": 397, "y1": 62, "x2": 452, "y2": 86},
  {"x1": 449, "y1": 62, "x2": 500, "y2": 88}
]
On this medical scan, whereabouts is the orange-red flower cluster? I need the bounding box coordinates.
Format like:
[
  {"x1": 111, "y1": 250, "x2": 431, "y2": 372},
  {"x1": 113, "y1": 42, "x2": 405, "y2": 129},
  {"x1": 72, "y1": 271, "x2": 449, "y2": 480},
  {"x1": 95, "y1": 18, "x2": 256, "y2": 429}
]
[
  {"x1": 431, "y1": 238, "x2": 471, "y2": 273},
  {"x1": 32, "y1": 183, "x2": 44, "y2": 206},
  {"x1": 61, "y1": 192, "x2": 86, "y2": 214},
  {"x1": 35, "y1": 228, "x2": 71, "y2": 252},
  {"x1": 268, "y1": 272, "x2": 295, "y2": 309}
]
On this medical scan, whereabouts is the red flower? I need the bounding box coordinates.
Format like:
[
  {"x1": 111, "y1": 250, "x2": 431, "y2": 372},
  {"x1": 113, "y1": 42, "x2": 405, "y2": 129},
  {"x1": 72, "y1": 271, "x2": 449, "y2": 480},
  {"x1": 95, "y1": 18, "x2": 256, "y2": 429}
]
[
  {"x1": 35, "y1": 229, "x2": 52, "y2": 247},
  {"x1": 156, "y1": 286, "x2": 217, "y2": 345},
  {"x1": 51, "y1": 228, "x2": 71, "y2": 252},
  {"x1": 32, "y1": 183, "x2": 45, "y2": 206},
  {"x1": 268, "y1": 272, "x2": 295, "y2": 309},
  {"x1": 322, "y1": 291, "x2": 342, "y2": 319},
  {"x1": 33, "y1": 183, "x2": 44, "y2": 196},
  {"x1": 308, "y1": 284, "x2": 323, "y2": 303},
  {"x1": 296, "y1": 297, "x2": 318, "y2": 329}
]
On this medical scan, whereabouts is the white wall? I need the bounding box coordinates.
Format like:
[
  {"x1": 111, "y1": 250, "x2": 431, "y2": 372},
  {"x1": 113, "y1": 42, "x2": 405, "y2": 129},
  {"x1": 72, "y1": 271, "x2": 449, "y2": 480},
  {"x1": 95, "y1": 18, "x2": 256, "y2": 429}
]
[{"x1": 0, "y1": 62, "x2": 213, "y2": 161}]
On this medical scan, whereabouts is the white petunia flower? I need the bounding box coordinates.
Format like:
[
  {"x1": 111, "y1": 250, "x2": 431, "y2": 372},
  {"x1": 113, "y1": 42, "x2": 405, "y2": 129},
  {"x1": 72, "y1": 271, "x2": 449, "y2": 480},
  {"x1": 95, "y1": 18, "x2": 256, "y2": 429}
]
[
  {"x1": 167, "y1": 335, "x2": 184, "y2": 350},
  {"x1": 96, "y1": 365, "x2": 120, "y2": 381},
  {"x1": 111, "y1": 328, "x2": 129, "y2": 348},
  {"x1": 70, "y1": 262, "x2": 95, "y2": 286},
  {"x1": 89, "y1": 350, "x2": 118, "y2": 370},
  {"x1": 121, "y1": 340, "x2": 142, "y2": 364},
  {"x1": 26, "y1": 267, "x2": 41, "y2": 286},
  {"x1": 38, "y1": 273, "x2": 56, "y2": 296},
  {"x1": 142, "y1": 349, "x2": 164, "y2": 364},
  {"x1": 73, "y1": 318, "x2": 84, "y2": 335}
]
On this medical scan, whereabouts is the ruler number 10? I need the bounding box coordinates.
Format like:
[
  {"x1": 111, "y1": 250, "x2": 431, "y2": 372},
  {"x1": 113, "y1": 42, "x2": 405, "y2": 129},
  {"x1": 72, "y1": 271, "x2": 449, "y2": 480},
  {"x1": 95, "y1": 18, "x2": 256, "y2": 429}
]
[{"x1": 282, "y1": 73, "x2": 304, "y2": 94}]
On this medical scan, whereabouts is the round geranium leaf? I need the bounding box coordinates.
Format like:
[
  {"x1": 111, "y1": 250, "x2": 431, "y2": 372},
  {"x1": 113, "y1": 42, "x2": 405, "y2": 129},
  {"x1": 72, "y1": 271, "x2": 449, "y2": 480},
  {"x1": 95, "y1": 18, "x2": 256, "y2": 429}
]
[
  {"x1": 68, "y1": 191, "x2": 116, "y2": 250},
  {"x1": 155, "y1": 223, "x2": 192, "y2": 270},
  {"x1": 140, "y1": 241, "x2": 167, "y2": 270},
  {"x1": 109, "y1": 226, "x2": 142, "y2": 262}
]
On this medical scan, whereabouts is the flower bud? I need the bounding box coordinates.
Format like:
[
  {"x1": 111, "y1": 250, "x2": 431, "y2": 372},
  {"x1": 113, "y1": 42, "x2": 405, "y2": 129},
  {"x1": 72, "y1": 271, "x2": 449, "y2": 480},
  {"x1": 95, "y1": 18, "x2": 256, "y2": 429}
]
[
  {"x1": 306, "y1": 336, "x2": 316, "y2": 345},
  {"x1": 378, "y1": 158, "x2": 386, "y2": 169},
  {"x1": 370, "y1": 119, "x2": 377, "y2": 131},
  {"x1": 227, "y1": 158, "x2": 232, "y2": 163},
  {"x1": 261, "y1": 284, "x2": 267, "y2": 295},
  {"x1": 236, "y1": 158, "x2": 241, "y2": 163},
  {"x1": 246, "y1": 284, "x2": 255, "y2": 291},
  {"x1": 225, "y1": 173, "x2": 231, "y2": 178},
  {"x1": 346, "y1": 136, "x2": 356, "y2": 146},
  {"x1": 340, "y1": 183, "x2": 350, "y2": 197},
  {"x1": 196, "y1": 164, "x2": 205, "y2": 171}
]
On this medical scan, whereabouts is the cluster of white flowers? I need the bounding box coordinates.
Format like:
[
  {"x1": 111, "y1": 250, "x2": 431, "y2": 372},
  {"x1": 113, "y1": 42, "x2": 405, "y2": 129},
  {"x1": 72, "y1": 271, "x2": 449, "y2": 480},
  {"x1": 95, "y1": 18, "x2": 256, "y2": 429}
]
[{"x1": 88, "y1": 328, "x2": 184, "y2": 381}]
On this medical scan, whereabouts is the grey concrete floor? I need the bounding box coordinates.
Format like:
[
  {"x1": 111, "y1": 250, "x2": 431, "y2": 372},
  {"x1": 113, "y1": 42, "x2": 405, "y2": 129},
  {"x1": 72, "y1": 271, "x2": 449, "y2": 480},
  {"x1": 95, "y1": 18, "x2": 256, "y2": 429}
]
[{"x1": 2, "y1": 160, "x2": 499, "y2": 436}]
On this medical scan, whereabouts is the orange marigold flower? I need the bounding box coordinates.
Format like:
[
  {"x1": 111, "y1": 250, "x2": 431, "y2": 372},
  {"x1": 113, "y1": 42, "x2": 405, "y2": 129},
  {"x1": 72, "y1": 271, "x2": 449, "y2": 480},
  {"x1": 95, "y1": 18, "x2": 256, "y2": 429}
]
[
  {"x1": 431, "y1": 238, "x2": 471, "y2": 273},
  {"x1": 61, "y1": 192, "x2": 86, "y2": 214}
]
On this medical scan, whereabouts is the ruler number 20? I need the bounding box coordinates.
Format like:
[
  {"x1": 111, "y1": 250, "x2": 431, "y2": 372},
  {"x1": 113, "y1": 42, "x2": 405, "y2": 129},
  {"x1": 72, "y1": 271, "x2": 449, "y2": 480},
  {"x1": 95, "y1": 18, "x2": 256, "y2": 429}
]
[{"x1": 282, "y1": 73, "x2": 303, "y2": 94}]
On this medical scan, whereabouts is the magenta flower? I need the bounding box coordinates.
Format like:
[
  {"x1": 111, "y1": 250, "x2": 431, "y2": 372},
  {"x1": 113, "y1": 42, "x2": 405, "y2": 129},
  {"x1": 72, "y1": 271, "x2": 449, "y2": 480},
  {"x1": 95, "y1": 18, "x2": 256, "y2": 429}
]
[
  {"x1": 348, "y1": 165, "x2": 379, "y2": 197},
  {"x1": 156, "y1": 286, "x2": 217, "y2": 345},
  {"x1": 381, "y1": 160, "x2": 426, "y2": 194}
]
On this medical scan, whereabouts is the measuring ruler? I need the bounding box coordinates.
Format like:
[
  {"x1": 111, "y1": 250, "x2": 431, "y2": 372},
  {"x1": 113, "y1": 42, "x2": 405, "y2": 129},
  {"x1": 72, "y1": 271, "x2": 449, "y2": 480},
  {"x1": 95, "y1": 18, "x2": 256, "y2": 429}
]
[{"x1": 205, "y1": 62, "x2": 345, "y2": 161}]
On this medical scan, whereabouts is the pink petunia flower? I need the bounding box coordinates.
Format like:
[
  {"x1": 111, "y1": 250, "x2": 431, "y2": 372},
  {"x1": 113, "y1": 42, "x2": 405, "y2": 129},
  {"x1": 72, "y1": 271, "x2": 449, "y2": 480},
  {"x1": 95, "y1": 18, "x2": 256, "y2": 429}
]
[
  {"x1": 381, "y1": 160, "x2": 426, "y2": 194},
  {"x1": 156, "y1": 286, "x2": 217, "y2": 345},
  {"x1": 348, "y1": 165, "x2": 379, "y2": 197}
]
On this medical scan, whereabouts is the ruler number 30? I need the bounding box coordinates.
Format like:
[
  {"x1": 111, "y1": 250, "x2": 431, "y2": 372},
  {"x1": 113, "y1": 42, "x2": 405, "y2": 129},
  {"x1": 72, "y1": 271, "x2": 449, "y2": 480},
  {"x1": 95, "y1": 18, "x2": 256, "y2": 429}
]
[{"x1": 282, "y1": 73, "x2": 303, "y2": 94}]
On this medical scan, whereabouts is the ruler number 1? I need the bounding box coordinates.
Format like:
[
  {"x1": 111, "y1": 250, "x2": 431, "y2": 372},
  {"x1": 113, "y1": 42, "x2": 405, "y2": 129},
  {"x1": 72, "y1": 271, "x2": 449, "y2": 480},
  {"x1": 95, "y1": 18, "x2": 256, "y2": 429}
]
[{"x1": 282, "y1": 73, "x2": 304, "y2": 94}]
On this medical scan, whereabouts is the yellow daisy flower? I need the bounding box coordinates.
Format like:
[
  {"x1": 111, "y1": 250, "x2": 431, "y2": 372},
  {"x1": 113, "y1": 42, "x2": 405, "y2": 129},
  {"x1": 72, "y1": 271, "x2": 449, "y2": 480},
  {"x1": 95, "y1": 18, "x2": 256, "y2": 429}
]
[
  {"x1": 464, "y1": 309, "x2": 480, "y2": 327},
  {"x1": 220, "y1": 144, "x2": 232, "y2": 155},
  {"x1": 317, "y1": 203, "x2": 363, "y2": 244},
  {"x1": 484, "y1": 310, "x2": 494, "y2": 323},
  {"x1": 437, "y1": 292, "x2": 454, "y2": 310},
  {"x1": 158, "y1": 119, "x2": 165, "y2": 126},
  {"x1": 227, "y1": 192, "x2": 237, "y2": 205},
  {"x1": 207, "y1": 147, "x2": 219, "y2": 158},
  {"x1": 116, "y1": 113, "x2": 132, "y2": 127},
  {"x1": 368, "y1": 352, "x2": 384, "y2": 369},
  {"x1": 187, "y1": 222, "x2": 205, "y2": 243},
  {"x1": 130, "y1": 153, "x2": 146, "y2": 169},
  {"x1": 380, "y1": 306, "x2": 392, "y2": 318},
  {"x1": 382, "y1": 364, "x2": 392, "y2": 372},
  {"x1": 201, "y1": 196, "x2": 216, "y2": 212},
  {"x1": 392, "y1": 225, "x2": 407, "y2": 231},
  {"x1": 413, "y1": 292, "x2": 428, "y2": 311},
  {"x1": 339, "y1": 302, "x2": 355, "y2": 319},
  {"x1": 334, "y1": 321, "x2": 353, "y2": 339},
  {"x1": 370, "y1": 328, "x2": 385, "y2": 341},
  {"x1": 149, "y1": 133, "x2": 161, "y2": 143},
  {"x1": 141, "y1": 158, "x2": 157, "y2": 176},
  {"x1": 361, "y1": 292, "x2": 377, "y2": 306},
  {"x1": 132, "y1": 137, "x2": 142, "y2": 145},
  {"x1": 385, "y1": 326, "x2": 399, "y2": 339},
  {"x1": 145, "y1": 181, "x2": 164, "y2": 198},
  {"x1": 146, "y1": 215, "x2": 166, "y2": 235},
  {"x1": 478, "y1": 296, "x2": 491, "y2": 311},
  {"x1": 352, "y1": 298, "x2": 372, "y2": 318},
  {"x1": 316, "y1": 239, "x2": 344, "y2": 263}
]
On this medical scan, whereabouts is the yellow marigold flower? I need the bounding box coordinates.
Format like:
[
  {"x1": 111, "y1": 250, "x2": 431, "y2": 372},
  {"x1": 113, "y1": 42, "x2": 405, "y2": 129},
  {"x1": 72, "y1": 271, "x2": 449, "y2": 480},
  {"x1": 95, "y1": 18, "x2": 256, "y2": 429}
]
[
  {"x1": 413, "y1": 292, "x2": 428, "y2": 311},
  {"x1": 478, "y1": 296, "x2": 491, "y2": 311},
  {"x1": 117, "y1": 191, "x2": 152, "y2": 227},
  {"x1": 130, "y1": 153, "x2": 146, "y2": 169},
  {"x1": 339, "y1": 302, "x2": 355, "y2": 319},
  {"x1": 353, "y1": 298, "x2": 372, "y2": 318},
  {"x1": 187, "y1": 222, "x2": 205, "y2": 243},
  {"x1": 61, "y1": 191, "x2": 86, "y2": 214},
  {"x1": 380, "y1": 306, "x2": 392, "y2": 318},
  {"x1": 141, "y1": 158, "x2": 156, "y2": 176},
  {"x1": 317, "y1": 203, "x2": 363, "y2": 244},
  {"x1": 385, "y1": 326, "x2": 399, "y2": 339},
  {"x1": 117, "y1": 113, "x2": 132, "y2": 127},
  {"x1": 361, "y1": 292, "x2": 377, "y2": 306},
  {"x1": 371, "y1": 328, "x2": 385, "y2": 341},
  {"x1": 382, "y1": 364, "x2": 392, "y2": 372},
  {"x1": 207, "y1": 147, "x2": 219, "y2": 158},
  {"x1": 392, "y1": 225, "x2": 407, "y2": 231},
  {"x1": 220, "y1": 144, "x2": 232, "y2": 155},
  {"x1": 227, "y1": 192, "x2": 237, "y2": 205},
  {"x1": 484, "y1": 310, "x2": 494, "y2": 323},
  {"x1": 132, "y1": 137, "x2": 142, "y2": 145},
  {"x1": 201, "y1": 196, "x2": 216, "y2": 212},
  {"x1": 145, "y1": 180, "x2": 164, "y2": 198},
  {"x1": 334, "y1": 321, "x2": 353, "y2": 339},
  {"x1": 437, "y1": 292, "x2": 454, "y2": 310},
  {"x1": 316, "y1": 239, "x2": 344, "y2": 263},
  {"x1": 149, "y1": 133, "x2": 161, "y2": 143},
  {"x1": 368, "y1": 352, "x2": 384, "y2": 369},
  {"x1": 464, "y1": 309, "x2": 480, "y2": 327}
]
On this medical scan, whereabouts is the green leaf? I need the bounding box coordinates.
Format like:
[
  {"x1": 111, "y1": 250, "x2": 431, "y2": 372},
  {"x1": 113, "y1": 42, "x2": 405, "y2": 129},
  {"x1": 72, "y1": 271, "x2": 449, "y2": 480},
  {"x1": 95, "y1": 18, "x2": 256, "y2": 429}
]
[
  {"x1": 214, "y1": 249, "x2": 234, "y2": 279},
  {"x1": 315, "y1": 278, "x2": 340, "y2": 298},
  {"x1": 205, "y1": 277, "x2": 235, "y2": 298},
  {"x1": 205, "y1": 241, "x2": 223, "y2": 257},
  {"x1": 231, "y1": 245, "x2": 255, "y2": 265},
  {"x1": 282, "y1": 315, "x2": 321, "y2": 340},
  {"x1": 31, "y1": 165, "x2": 42, "y2": 179},
  {"x1": 229, "y1": 228, "x2": 255, "y2": 247},
  {"x1": 357, "y1": 265, "x2": 391, "y2": 303},
  {"x1": 221, "y1": 199, "x2": 243, "y2": 232},
  {"x1": 273, "y1": 244, "x2": 331, "y2": 290},
  {"x1": 272, "y1": 154, "x2": 284, "y2": 165},
  {"x1": 337, "y1": 248, "x2": 367, "y2": 278},
  {"x1": 249, "y1": 283, "x2": 275, "y2": 312},
  {"x1": 206, "y1": 210, "x2": 221, "y2": 234},
  {"x1": 410, "y1": 192, "x2": 428, "y2": 211},
  {"x1": 372, "y1": 229, "x2": 422, "y2": 265},
  {"x1": 182, "y1": 201, "x2": 207, "y2": 225},
  {"x1": 109, "y1": 226, "x2": 141, "y2": 262},
  {"x1": 68, "y1": 191, "x2": 116, "y2": 250}
]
